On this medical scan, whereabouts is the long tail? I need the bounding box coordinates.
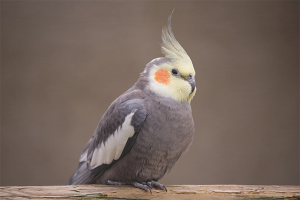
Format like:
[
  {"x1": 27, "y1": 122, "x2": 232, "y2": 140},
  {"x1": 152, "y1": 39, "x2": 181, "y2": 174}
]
[
  {"x1": 67, "y1": 162, "x2": 108, "y2": 185},
  {"x1": 67, "y1": 162, "x2": 94, "y2": 185}
]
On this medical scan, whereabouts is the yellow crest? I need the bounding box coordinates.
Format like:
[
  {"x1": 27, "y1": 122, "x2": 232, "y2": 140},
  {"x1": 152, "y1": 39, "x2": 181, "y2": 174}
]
[{"x1": 161, "y1": 12, "x2": 195, "y2": 77}]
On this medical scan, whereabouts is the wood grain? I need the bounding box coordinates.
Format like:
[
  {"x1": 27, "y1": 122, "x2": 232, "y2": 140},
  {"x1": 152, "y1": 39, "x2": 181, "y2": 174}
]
[{"x1": 0, "y1": 185, "x2": 299, "y2": 199}]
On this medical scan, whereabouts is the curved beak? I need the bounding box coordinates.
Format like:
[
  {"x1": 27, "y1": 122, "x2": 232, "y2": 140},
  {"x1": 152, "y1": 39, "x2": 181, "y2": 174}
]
[{"x1": 187, "y1": 77, "x2": 196, "y2": 94}]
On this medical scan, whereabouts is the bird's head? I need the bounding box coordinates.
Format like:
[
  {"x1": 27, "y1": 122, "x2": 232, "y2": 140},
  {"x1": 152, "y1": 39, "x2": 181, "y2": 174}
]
[{"x1": 144, "y1": 13, "x2": 196, "y2": 103}]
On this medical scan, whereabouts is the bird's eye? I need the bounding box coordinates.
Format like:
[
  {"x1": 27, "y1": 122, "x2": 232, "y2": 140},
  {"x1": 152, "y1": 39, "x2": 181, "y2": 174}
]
[
  {"x1": 188, "y1": 74, "x2": 193, "y2": 79},
  {"x1": 171, "y1": 69, "x2": 179, "y2": 76}
]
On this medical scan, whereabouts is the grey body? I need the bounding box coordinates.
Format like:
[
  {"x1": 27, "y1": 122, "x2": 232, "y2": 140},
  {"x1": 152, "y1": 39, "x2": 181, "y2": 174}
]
[{"x1": 68, "y1": 58, "x2": 194, "y2": 185}]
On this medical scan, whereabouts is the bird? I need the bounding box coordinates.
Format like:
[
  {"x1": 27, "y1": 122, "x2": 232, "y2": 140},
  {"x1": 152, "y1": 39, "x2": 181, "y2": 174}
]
[{"x1": 67, "y1": 13, "x2": 196, "y2": 193}]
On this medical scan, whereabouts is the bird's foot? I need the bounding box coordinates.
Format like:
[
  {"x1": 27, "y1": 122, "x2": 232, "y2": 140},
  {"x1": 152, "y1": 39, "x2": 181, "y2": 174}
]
[
  {"x1": 131, "y1": 181, "x2": 167, "y2": 193},
  {"x1": 131, "y1": 182, "x2": 152, "y2": 193},
  {"x1": 104, "y1": 180, "x2": 126, "y2": 185},
  {"x1": 146, "y1": 181, "x2": 167, "y2": 192},
  {"x1": 104, "y1": 180, "x2": 167, "y2": 194}
]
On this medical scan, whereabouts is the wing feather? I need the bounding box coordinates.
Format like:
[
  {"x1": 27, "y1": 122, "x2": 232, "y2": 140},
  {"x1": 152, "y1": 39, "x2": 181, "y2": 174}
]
[{"x1": 67, "y1": 90, "x2": 147, "y2": 185}]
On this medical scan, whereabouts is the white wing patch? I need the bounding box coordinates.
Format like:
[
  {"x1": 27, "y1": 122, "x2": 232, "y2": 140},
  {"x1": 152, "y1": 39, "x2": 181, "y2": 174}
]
[{"x1": 80, "y1": 111, "x2": 136, "y2": 169}]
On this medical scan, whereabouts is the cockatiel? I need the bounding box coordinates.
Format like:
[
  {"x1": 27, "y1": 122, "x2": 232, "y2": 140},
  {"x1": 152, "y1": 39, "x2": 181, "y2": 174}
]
[{"x1": 67, "y1": 13, "x2": 196, "y2": 192}]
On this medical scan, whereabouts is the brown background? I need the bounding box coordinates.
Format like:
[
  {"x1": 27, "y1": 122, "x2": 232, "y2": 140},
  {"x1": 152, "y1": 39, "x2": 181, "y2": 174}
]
[{"x1": 1, "y1": 1, "x2": 299, "y2": 186}]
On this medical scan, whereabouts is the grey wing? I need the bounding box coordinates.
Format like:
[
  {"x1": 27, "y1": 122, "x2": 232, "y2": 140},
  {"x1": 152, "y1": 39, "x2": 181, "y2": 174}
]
[{"x1": 67, "y1": 97, "x2": 147, "y2": 185}]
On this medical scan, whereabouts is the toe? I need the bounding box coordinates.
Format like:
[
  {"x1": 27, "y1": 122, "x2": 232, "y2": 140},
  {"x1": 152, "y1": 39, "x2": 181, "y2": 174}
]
[
  {"x1": 131, "y1": 182, "x2": 152, "y2": 193},
  {"x1": 150, "y1": 181, "x2": 167, "y2": 192},
  {"x1": 146, "y1": 181, "x2": 153, "y2": 189}
]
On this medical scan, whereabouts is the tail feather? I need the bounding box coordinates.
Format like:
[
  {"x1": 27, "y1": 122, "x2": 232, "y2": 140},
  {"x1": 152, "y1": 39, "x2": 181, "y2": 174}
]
[
  {"x1": 67, "y1": 162, "x2": 109, "y2": 185},
  {"x1": 67, "y1": 162, "x2": 93, "y2": 185}
]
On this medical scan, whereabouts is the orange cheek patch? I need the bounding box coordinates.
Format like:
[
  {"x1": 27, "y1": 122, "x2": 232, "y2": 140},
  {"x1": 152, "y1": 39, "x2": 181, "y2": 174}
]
[{"x1": 154, "y1": 69, "x2": 170, "y2": 85}]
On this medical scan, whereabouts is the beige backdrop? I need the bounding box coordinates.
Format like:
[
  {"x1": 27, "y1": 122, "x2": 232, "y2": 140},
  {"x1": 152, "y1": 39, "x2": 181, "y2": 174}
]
[{"x1": 1, "y1": 1, "x2": 299, "y2": 186}]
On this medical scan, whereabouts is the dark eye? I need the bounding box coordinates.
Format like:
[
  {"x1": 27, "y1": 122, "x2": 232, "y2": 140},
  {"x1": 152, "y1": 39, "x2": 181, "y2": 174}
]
[
  {"x1": 171, "y1": 69, "x2": 179, "y2": 75},
  {"x1": 188, "y1": 74, "x2": 193, "y2": 79}
]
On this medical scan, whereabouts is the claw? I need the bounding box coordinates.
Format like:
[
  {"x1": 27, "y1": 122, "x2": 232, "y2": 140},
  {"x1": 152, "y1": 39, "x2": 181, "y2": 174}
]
[
  {"x1": 149, "y1": 181, "x2": 167, "y2": 192},
  {"x1": 163, "y1": 185, "x2": 167, "y2": 192},
  {"x1": 131, "y1": 182, "x2": 152, "y2": 193}
]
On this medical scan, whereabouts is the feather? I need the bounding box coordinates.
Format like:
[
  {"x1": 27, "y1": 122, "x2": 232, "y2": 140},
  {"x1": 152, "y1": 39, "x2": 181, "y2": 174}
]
[{"x1": 161, "y1": 10, "x2": 192, "y2": 66}]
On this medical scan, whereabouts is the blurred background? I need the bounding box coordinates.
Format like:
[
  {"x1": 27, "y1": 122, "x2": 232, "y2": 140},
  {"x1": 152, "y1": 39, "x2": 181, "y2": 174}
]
[{"x1": 1, "y1": 1, "x2": 299, "y2": 186}]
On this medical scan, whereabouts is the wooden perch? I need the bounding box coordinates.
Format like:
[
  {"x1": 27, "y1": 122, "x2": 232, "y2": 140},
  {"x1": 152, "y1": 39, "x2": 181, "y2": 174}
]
[{"x1": 0, "y1": 185, "x2": 299, "y2": 199}]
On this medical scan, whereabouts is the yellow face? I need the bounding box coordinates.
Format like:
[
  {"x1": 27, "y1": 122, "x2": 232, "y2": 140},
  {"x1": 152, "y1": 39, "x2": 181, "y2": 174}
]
[{"x1": 148, "y1": 61, "x2": 196, "y2": 103}]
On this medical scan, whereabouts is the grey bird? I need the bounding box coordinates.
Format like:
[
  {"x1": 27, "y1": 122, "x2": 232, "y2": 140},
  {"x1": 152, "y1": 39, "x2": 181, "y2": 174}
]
[{"x1": 67, "y1": 13, "x2": 196, "y2": 192}]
